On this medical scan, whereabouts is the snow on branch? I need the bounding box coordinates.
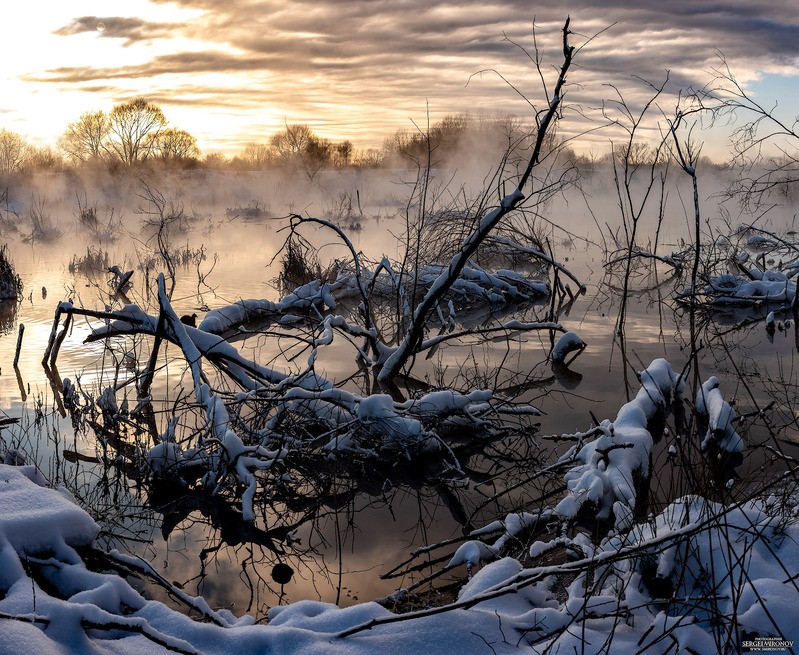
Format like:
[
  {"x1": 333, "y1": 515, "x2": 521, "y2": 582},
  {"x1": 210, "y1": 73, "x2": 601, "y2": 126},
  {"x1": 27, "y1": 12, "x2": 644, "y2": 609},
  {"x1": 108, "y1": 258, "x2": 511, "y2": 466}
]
[
  {"x1": 553, "y1": 359, "x2": 684, "y2": 532},
  {"x1": 696, "y1": 376, "x2": 744, "y2": 454},
  {"x1": 377, "y1": 19, "x2": 577, "y2": 382}
]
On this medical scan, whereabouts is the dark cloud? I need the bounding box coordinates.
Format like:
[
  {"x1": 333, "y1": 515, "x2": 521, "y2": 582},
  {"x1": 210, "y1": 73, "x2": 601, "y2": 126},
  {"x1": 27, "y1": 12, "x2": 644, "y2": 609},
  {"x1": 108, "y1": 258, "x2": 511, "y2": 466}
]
[
  {"x1": 43, "y1": 1, "x2": 799, "y2": 151},
  {"x1": 53, "y1": 16, "x2": 178, "y2": 46}
]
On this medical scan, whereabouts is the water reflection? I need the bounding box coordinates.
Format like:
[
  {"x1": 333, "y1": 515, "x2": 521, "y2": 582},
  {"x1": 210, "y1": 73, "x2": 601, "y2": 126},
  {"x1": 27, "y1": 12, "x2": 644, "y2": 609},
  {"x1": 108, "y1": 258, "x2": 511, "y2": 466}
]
[
  {"x1": 0, "y1": 170, "x2": 795, "y2": 621},
  {"x1": 0, "y1": 299, "x2": 19, "y2": 336}
]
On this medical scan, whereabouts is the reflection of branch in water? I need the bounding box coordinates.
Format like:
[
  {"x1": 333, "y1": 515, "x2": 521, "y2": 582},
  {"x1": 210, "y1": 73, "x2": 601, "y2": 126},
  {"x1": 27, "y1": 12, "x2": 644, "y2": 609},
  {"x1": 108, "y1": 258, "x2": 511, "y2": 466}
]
[
  {"x1": 41, "y1": 362, "x2": 66, "y2": 417},
  {"x1": 13, "y1": 364, "x2": 26, "y2": 402},
  {"x1": 149, "y1": 481, "x2": 291, "y2": 552}
]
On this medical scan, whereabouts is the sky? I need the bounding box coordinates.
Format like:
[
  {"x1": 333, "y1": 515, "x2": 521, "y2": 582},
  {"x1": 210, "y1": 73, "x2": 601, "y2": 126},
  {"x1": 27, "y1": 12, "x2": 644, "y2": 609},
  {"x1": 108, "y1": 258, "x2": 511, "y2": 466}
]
[{"x1": 2, "y1": 0, "x2": 799, "y2": 159}]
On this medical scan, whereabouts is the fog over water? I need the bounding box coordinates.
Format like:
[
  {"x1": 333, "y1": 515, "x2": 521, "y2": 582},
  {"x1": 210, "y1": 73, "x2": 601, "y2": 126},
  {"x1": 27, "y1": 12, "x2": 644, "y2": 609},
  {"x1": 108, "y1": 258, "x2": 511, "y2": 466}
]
[{"x1": 0, "y1": 161, "x2": 797, "y2": 616}]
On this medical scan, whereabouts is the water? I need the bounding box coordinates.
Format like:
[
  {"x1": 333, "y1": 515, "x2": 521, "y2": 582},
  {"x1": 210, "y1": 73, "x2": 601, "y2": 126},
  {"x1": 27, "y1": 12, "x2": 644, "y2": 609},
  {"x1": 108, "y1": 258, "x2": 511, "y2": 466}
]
[{"x1": 0, "y1": 167, "x2": 797, "y2": 618}]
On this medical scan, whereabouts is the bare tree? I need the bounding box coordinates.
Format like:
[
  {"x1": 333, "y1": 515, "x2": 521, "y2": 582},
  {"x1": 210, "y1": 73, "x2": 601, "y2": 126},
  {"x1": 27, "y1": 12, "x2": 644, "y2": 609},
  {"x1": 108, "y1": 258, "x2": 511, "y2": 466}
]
[
  {"x1": 202, "y1": 152, "x2": 228, "y2": 169},
  {"x1": 59, "y1": 111, "x2": 108, "y2": 164},
  {"x1": 155, "y1": 127, "x2": 200, "y2": 161},
  {"x1": 699, "y1": 56, "x2": 799, "y2": 210},
  {"x1": 613, "y1": 141, "x2": 667, "y2": 167},
  {"x1": 241, "y1": 142, "x2": 272, "y2": 169},
  {"x1": 269, "y1": 123, "x2": 314, "y2": 158},
  {"x1": 332, "y1": 140, "x2": 353, "y2": 168},
  {"x1": 269, "y1": 123, "x2": 334, "y2": 179},
  {"x1": 0, "y1": 129, "x2": 28, "y2": 173},
  {"x1": 377, "y1": 19, "x2": 580, "y2": 381},
  {"x1": 24, "y1": 145, "x2": 64, "y2": 172},
  {"x1": 105, "y1": 98, "x2": 167, "y2": 166}
]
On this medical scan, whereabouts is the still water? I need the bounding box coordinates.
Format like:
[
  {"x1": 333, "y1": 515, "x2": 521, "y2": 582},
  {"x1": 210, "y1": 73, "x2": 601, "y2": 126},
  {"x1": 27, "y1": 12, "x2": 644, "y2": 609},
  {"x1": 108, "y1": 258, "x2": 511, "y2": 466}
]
[{"x1": 0, "y1": 168, "x2": 796, "y2": 618}]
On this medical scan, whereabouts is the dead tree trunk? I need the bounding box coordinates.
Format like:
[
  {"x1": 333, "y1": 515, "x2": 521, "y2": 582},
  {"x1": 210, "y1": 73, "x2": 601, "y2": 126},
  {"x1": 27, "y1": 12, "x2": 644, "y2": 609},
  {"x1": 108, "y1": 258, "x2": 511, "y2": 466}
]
[{"x1": 377, "y1": 18, "x2": 576, "y2": 382}]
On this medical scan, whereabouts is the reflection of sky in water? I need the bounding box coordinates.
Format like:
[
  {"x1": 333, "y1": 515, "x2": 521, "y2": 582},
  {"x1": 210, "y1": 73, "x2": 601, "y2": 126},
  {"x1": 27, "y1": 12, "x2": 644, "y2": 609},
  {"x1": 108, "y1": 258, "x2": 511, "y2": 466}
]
[{"x1": 0, "y1": 169, "x2": 797, "y2": 617}]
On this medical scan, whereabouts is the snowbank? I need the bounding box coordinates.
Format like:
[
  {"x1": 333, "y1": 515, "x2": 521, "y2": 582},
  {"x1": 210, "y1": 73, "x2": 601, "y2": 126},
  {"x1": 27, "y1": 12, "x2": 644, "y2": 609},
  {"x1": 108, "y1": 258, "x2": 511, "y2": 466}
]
[{"x1": 0, "y1": 466, "x2": 98, "y2": 553}]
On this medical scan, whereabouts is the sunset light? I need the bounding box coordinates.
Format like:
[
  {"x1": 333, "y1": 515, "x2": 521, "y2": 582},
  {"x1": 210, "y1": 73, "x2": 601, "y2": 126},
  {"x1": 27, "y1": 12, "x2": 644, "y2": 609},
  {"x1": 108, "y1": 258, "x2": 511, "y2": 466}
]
[
  {"x1": 3, "y1": 1, "x2": 798, "y2": 158},
  {"x1": 1, "y1": 4, "x2": 799, "y2": 654}
]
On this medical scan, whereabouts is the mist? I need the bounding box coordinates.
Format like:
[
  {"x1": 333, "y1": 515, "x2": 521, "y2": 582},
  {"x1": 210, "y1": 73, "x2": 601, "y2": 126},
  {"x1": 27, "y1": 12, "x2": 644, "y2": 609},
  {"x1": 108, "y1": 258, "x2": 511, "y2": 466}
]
[{"x1": 0, "y1": 91, "x2": 798, "y2": 652}]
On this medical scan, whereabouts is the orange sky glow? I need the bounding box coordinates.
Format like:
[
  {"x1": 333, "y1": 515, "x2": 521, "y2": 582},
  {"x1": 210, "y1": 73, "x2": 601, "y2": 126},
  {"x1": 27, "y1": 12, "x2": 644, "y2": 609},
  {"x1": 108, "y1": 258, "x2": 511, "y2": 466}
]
[{"x1": 2, "y1": 1, "x2": 798, "y2": 159}]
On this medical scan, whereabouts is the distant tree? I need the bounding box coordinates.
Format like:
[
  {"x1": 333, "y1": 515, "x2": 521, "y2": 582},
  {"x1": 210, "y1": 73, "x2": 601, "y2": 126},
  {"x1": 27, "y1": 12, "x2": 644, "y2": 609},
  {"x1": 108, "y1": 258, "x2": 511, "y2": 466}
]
[
  {"x1": 241, "y1": 142, "x2": 272, "y2": 169},
  {"x1": 614, "y1": 142, "x2": 666, "y2": 167},
  {"x1": 155, "y1": 128, "x2": 200, "y2": 161},
  {"x1": 429, "y1": 113, "x2": 470, "y2": 155},
  {"x1": 354, "y1": 148, "x2": 384, "y2": 168},
  {"x1": 25, "y1": 145, "x2": 64, "y2": 172},
  {"x1": 203, "y1": 152, "x2": 228, "y2": 169},
  {"x1": 105, "y1": 98, "x2": 167, "y2": 166},
  {"x1": 332, "y1": 140, "x2": 353, "y2": 168},
  {"x1": 269, "y1": 124, "x2": 336, "y2": 179},
  {"x1": 304, "y1": 135, "x2": 331, "y2": 177},
  {"x1": 269, "y1": 124, "x2": 314, "y2": 159},
  {"x1": 382, "y1": 113, "x2": 536, "y2": 168},
  {"x1": 59, "y1": 111, "x2": 108, "y2": 165},
  {"x1": 0, "y1": 129, "x2": 27, "y2": 173},
  {"x1": 382, "y1": 129, "x2": 420, "y2": 164},
  {"x1": 382, "y1": 114, "x2": 474, "y2": 166}
]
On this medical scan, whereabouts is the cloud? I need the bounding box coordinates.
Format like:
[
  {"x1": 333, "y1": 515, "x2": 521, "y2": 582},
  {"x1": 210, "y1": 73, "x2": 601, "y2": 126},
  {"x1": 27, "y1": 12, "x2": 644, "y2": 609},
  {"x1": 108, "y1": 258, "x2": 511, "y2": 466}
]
[
  {"x1": 53, "y1": 16, "x2": 178, "y2": 46},
  {"x1": 40, "y1": 1, "x2": 799, "y2": 152}
]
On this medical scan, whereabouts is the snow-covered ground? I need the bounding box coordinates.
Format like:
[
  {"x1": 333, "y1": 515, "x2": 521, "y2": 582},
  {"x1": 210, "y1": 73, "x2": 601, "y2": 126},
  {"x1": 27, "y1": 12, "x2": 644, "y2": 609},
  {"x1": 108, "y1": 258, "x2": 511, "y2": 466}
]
[{"x1": 1, "y1": 360, "x2": 797, "y2": 654}]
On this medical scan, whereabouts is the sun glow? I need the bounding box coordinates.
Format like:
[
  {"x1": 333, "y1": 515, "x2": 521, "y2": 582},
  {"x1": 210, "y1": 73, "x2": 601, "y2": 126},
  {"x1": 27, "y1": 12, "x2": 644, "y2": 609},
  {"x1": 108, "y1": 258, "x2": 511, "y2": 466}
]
[{"x1": 2, "y1": 1, "x2": 799, "y2": 159}]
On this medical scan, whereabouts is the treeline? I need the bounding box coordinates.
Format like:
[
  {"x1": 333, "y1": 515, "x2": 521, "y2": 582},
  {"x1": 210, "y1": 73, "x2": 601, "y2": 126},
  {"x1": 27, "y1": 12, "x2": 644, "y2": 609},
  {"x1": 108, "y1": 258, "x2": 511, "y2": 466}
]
[
  {"x1": 0, "y1": 97, "x2": 721, "y2": 177},
  {"x1": 0, "y1": 98, "x2": 557, "y2": 176},
  {"x1": 0, "y1": 98, "x2": 199, "y2": 174}
]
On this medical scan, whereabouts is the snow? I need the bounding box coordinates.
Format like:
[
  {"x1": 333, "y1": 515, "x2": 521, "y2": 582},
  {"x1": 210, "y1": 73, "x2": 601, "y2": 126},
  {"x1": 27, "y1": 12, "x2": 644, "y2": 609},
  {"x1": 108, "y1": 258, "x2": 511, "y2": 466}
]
[
  {"x1": 696, "y1": 376, "x2": 744, "y2": 453},
  {"x1": 147, "y1": 441, "x2": 184, "y2": 477},
  {"x1": 550, "y1": 330, "x2": 585, "y2": 364},
  {"x1": 198, "y1": 280, "x2": 336, "y2": 334},
  {"x1": 0, "y1": 467, "x2": 547, "y2": 653},
  {"x1": 554, "y1": 358, "x2": 684, "y2": 531},
  {"x1": 0, "y1": 357, "x2": 798, "y2": 654},
  {"x1": 681, "y1": 270, "x2": 796, "y2": 306},
  {"x1": 0, "y1": 466, "x2": 98, "y2": 552},
  {"x1": 21, "y1": 240, "x2": 799, "y2": 653},
  {"x1": 446, "y1": 541, "x2": 497, "y2": 577},
  {"x1": 356, "y1": 394, "x2": 424, "y2": 447}
]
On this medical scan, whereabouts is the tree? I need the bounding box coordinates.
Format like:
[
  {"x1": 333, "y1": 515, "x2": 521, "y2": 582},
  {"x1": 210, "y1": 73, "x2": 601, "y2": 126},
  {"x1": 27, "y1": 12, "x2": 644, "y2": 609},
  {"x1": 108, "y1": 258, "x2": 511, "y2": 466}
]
[
  {"x1": 613, "y1": 141, "x2": 667, "y2": 167},
  {"x1": 105, "y1": 98, "x2": 166, "y2": 166},
  {"x1": 25, "y1": 145, "x2": 64, "y2": 172},
  {"x1": 332, "y1": 140, "x2": 353, "y2": 168},
  {"x1": 0, "y1": 129, "x2": 27, "y2": 173},
  {"x1": 241, "y1": 142, "x2": 272, "y2": 169},
  {"x1": 699, "y1": 56, "x2": 799, "y2": 210},
  {"x1": 354, "y1": 148, "x2": 383, "y2": 167},
  {"x1": 269, "y1": 124, "x2": 314, "y2": 158},
  {"x1": 303, "y1": 135, "x2": 331, "y2": 177},
  {"x1": 203, "y1": 152, "x2": 228, "y2": 169},
  {"x1": 155, "y1": 128, "x2": 200, "y2": 162},
  {"x1": 269, "y1": 124, "x2": 335, "y2": 179},
  {"x1": 59, "y1": 111, "x2": 108, "y2": 164},
  {"x1": 377, "y1": 20, "x2": 577, "y2": 381}
]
